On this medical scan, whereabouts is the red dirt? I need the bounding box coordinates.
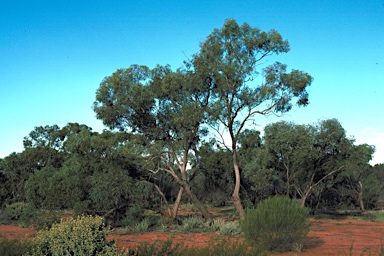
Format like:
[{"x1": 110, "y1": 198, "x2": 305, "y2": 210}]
[
  {"x1": 0, "y1": 225, "x2": 35, "y2": 240},
  {"x1": 1, "y1": 217, "x2": 384, "y2": 255}
]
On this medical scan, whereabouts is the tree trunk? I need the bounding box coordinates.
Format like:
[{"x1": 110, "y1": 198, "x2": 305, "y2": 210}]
[
  {"x1": 180, "y1": 180, "x2": 212, "y2": 220},
  {"x1": 358, "y1": 181, "x2": 365, "y2": 212},
  {"x1": 286, "y1": 179, "x2": 290, "y2": 197},
  {"x1": 172, "y1": 187, "x2": 184, "y2": 219},
  {"x1": 301, "y1": 190, "x2": 311, "y2": 206},
  {"x1": 232, "y1": 149, "x2": 245, "y2": 221},
  {"x1": 284, "y1": 163, "x2": 290, "y2": 197}
]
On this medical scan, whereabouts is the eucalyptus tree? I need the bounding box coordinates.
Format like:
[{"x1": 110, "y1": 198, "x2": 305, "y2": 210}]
[
  {"x1": 289, "y1": 119, "x2": 354, "y2": 207},
  {"x1": 337, "y1": 143, "x2": 375, "y2": 211},
  {"x1": 243, "y1": 119, "x2": 347, "y2": 208},
  {"x1": 93, "y1": 65, "x2": 212, "y2": 219},
  {"x1": 0, "y1": 125, "x2": 69, "y2": 206},
  {"x1": 191, "y1": 19, "x2": 313, "y2": 220},
  {"x1": 263, "y1": 121, "x2": 314, "y2": 197},
  {"x1": 23, "y1": 124, "x2": 92, "y2": 210}
]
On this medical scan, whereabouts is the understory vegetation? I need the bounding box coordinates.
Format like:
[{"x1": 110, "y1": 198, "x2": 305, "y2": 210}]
[{"x1": 241, "y1": 196, "x2": 310, "y2": 252}]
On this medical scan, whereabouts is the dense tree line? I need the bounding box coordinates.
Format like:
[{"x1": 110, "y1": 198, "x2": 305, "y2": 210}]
[
  {"x1": 1, "y1": 119, "x2": 382, "y2": 225},
  {"x1": 1, "y1": 20, "x2": 382, "y2": 225}
]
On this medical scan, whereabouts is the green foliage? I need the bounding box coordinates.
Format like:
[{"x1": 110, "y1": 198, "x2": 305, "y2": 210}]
[
  {"x1": 29, "y1": 215, "x2": 119, "y2": 256},
  {"x1": 192, "y1": 146, "x2": 234, "y2": 206},
  {"x1": 5, "y1": 202, "x2": 36, "y2": 227},
  {"x1": 181, "y1": 215, "x2": 208, "y2": 232},
  {"x1": 89, "y1": 167, "x2": 134, "y2": 211},
  {"x1": 135, "y1": 218, "x2": 150, "y2": 233},
  {"x1": 128, "y1": 239, "x2": 267, "y2": 256},
  {"x1": 0, "y1": 236, "x2": 33, "y2": 256},
  {"x1": 128, "y1": 240, "x2": 182, "y2": 256},
  {"x1": 25, "y1": 166, "x2": 83, "y2": 210},
  {"x1": 241, "y1": 196, "x2": 310, "y2": 252},
  {"x1": 118, "y1": 206, "x2": 144, "y2": 227},
  {"x1": 192, "y1": 19, "x2": 313, "y2": 219},
  {"x1": 211, "y1": 218, "x2": 241, "y2": 235},
  {"x1": 243, "y1": 119, "x2": 377, "y2": 212},
  {"x1": 5, "y1": 202, "x2": 28, "y2": 220},
  {"x1": 243, "y1": 149, "x2": 282, "y2": 204},
  {"x1": 179, "y1": 215, "x2": 241, "y2": 235},
  {"x1": 186, "y1": 238, "x2": 267, "y2": 256},
  {"x1": 373, "y1": 211, "x2": 384, "y2": 221}
]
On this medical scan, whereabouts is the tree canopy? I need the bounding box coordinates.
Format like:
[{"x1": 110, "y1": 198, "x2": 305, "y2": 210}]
[{"x1": 190, "y1": 19, "x2": 313, "y2": 220}]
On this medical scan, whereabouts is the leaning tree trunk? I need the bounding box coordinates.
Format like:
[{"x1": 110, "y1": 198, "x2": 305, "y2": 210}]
[
  {"x1": 179, "y1": 180, "x2": 212, "y2": 220},
  {"x1": 232, "y1": 149, "x2": 245, "y2": 221},
  {"x1": 301, "y1": 191, "x2": 310, "y2": 207},
  {"x1": 172, "y1": 187, "x2": 184, "y2": 219}
]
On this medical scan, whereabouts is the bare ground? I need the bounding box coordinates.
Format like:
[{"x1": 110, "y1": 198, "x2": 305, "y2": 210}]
[{"x1": 1, "y1": 215, "x2": 384, "y2": 255}]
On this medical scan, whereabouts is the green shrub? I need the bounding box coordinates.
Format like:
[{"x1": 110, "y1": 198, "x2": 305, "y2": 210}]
[
  {"x1": 136, "y1": 218, "x2": 150, "y2": 233},
  {"x1": 181, "y1": 215, "x2": 208, "y2": 232},
  {"x1": 180, "y1": 203, "x2": 198, "y2": 212},
  {"x1": 5, "y1": 202, "x2": 28, "y2": 221},
  {"x1": 128, "y1": 240, "x2": 183, "y2": 255},
  {"x1": 5, "y1": 202, "x2": 36, "y2": 227},
  {"x1": 241, "y1": 196, "x2": 310, "y2": 252},
  {"x1": 372, "y1": 211, "x2": 384, "y2": 221},
  {"x1": 0, "y1": 236, "x2": 33, "y2": 256},
  {"x1": 118, "y1": 206, "x2": 144, "y2": 227},
  {"x1": 128, "y1": 239, "x2": 267, "y2": 256},
  {"x1": 187, "y1": 238, "x2": 267, "y2": 256},
  {"x1": 29, "y1": 215, "x2": 120, "y2": 256},
  {"x1": 211, "y1": 219, "x2": 241, "y2": 235}
]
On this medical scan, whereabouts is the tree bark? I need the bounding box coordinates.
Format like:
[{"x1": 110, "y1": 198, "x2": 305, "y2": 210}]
[
  {"x1": 232, "y1": 149, "x2": 245, "y2": 221},
  {"x1": 358, "y1": 181, "x2": 365, "y2": 212},
  {"x1": 301, "y1": 191, "x2": 310, "y2": 206},
  {"x1": 180, "y1": 180, "x2": 213, "y2": 220},
  {"x1": 284, "y1": 163, "x2": 290, "y2": 196},
  {"x1": 172, "y1": 187, "x2": 184, "y2": 219}
]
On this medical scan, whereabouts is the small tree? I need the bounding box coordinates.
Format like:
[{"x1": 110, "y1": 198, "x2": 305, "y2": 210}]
[
  {"x1": 262, "y1": 121, "x2": 313, "y2": 197},
  {"x1": 337, "y1": 143, "x2": 376, "y2": 211},
  {"x1": 93, "y1": 65, "x2": 212, "y2": 220}
]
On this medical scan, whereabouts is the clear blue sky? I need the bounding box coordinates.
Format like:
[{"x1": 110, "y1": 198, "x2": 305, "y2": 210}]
[{"x1": 1, "y1": 0, "x2": 383, "y2": 164}]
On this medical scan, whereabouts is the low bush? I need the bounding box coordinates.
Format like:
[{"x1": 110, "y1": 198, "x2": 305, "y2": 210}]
[
  {"x1": 128, "y1": 239, "x2": 266, "y2": 256},
  {"x1": 127, "y1": 240, "x2": 183, "y2": 255},
  {"x1": 117, "y1": 206, "x2": 144, "y2": 227},
  {"x1": 187, "y1": 238, "x2": 267, "y2": 256},
  {"x1": 181, "y1": 215, "x2": 208, "y2": 232},
  {"x1": 241, "y1": 196, "x2": 310, "y2": 252},
  {"x1": 4, "y1": 202, "x2": 36, "y2": 227},
  {"x1": 136, "y1": 218, "x2": 150, "y2": 233},
  {"x1": 29, "y1": 215, "x2": 121, "y2": 256},
  {"x1": 0, "y1": 236, "x2": 33, "y2": 256},
  {"x1": 211, "y1": 218, "x2": 241, "y2": 235},
  {"x1": 5, "y1": 202, "x2": 27, "y2": 220},
  {"x1": 372, "y1": 211, "x2": 384, "y2": 221}
]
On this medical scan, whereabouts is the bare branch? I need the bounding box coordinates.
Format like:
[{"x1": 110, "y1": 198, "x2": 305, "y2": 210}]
[{"x1": 313, "y1": 165, "x2": 345, "y2": 188}]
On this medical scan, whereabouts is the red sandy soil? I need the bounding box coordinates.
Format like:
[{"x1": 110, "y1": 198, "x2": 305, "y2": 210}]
[
  {"x1": 0, "y1": 225, "x2": 35, "y2": 240},
  {"x1": 1, "y1": 217, "x2": 384, "y2": 255}
]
